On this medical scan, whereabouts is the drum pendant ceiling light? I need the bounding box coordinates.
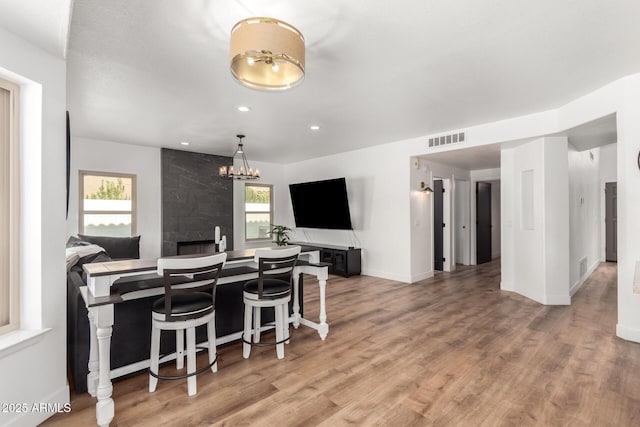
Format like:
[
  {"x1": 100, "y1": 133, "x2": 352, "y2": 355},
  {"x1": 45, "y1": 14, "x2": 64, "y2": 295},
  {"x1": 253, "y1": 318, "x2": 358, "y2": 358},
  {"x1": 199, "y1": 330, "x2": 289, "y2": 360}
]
[{"x1": 230, "y1": 17, "x2": 305, "y2": 91}]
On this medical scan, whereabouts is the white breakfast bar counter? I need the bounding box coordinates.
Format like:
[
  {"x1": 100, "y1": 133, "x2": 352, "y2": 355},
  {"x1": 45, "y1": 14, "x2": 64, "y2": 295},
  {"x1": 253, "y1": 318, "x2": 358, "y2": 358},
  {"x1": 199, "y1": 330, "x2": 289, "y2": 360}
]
[{"x1": 80, "y1": 247, "x2": 330, "y2": 427}]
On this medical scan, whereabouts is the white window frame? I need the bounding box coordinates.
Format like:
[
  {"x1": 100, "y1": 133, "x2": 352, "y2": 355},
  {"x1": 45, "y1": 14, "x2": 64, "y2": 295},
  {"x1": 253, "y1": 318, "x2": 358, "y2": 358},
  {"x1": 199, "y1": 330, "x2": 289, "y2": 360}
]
[
  {"x1": 245, "y1": 183, "x2": 273, "y2": 242},
  {"x1": 0, "y1": 77, "x2": 20, "y2": 335},
  {"x1": 79, "y1": 170, "x2": 137, "y2": 236}
]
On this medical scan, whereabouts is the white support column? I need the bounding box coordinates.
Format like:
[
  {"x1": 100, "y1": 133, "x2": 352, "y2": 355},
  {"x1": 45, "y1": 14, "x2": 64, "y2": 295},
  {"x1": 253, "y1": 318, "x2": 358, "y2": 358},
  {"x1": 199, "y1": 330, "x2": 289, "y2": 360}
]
[
  {"x1": 87, "y1": 310, "x2": 99, "y2": 397},
  {"x1": 317, "y1": 277, "x2": 329, "y2": 340},
  {"x1": 291, "y1": 273, "x2": 301, "y2": 328},
  {"x1": 93, "y1": 305, "x2": 115, "y2": 427},
  {"x1": 616, "y1": 77, "x2": 640, "y2": 342}
]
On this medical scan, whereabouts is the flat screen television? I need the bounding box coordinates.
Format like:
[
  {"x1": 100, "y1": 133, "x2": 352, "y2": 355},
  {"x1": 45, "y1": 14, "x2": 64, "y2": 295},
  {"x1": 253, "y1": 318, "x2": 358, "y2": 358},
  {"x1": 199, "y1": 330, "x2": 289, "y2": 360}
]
[{"x1": 289, "y1": 178, "x2": 353, "y2": 230}]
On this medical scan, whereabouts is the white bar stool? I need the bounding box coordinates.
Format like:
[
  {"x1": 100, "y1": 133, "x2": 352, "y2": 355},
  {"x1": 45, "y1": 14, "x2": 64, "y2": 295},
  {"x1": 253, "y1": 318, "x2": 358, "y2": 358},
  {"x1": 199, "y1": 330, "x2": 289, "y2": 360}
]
[
  {"x1": 149, "y1": 252, "x2": 227, "y2": 396},
  {"x1": 242, "y1": 246, "x2": 301, "y2": 359}
]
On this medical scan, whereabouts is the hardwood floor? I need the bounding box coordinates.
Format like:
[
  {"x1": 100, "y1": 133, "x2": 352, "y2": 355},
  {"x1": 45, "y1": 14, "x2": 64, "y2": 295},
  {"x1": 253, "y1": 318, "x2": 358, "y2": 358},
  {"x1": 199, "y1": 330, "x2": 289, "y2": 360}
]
[{"x1": 44, "y1": 260, "x2": 640, "y2": 426}]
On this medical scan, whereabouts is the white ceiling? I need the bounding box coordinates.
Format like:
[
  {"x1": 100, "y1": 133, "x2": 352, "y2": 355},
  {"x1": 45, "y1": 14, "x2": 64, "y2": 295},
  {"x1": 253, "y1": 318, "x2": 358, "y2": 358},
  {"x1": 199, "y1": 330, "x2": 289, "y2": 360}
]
[
  {"x1": 0, "y1": 0, "x2": 72, "y2": 58},
  {"x1": 3, "y1": 1, "x2": 640, "y2": 164},
  {"x1": 561, "y1": 113, "x2": 618, "y2": 152}
]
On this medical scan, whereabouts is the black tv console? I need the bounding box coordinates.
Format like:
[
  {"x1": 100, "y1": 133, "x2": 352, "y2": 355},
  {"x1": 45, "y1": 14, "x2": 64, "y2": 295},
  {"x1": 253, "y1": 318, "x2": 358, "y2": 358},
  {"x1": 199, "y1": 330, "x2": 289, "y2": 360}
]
[{"x1": 293, "y1": 242, "x2": 361, "y2": 277}]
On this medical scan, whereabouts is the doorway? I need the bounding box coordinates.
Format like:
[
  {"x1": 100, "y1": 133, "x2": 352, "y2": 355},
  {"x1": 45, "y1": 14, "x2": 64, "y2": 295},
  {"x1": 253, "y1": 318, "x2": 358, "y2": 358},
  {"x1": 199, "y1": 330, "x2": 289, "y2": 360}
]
[
  {"x1": 605, "y1": 182, "x2": 617, "y2": 262},
  {"x1": 434, "y1": 179, "x2": 444, "y2": 271},
  {"x1": 455, "y1": 179, "x2": 470, "y2": 265},
  {"x1": 476, "y1": 182, "x2": 492, "y2": 264}
]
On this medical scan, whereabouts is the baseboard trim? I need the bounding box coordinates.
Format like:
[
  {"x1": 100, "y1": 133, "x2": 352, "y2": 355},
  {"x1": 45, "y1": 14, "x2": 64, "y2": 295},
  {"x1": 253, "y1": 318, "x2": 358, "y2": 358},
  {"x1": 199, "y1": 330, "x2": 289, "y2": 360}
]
[
  {"x1": 570, "y1": 260, "x2": 601, "y2": 296},
  {"x1": 356, "y1": 269, "x2": 436, "y2": 284},
  {"x1": 544, "y1": 293, "x2": 571, "y2": 305},
  {"x1": 361, "y1": 268, "x2": 412, "y2": 283},
  {"x1": 569, "y1": 280, "x2": 582, "y2": 297},
  {"x1": 410, "y1": 270, "x2": 434, "y2": 283},
  {"x1": 6, "y1": 384, "x2": 70, "y2": 427},
  {"x1": 617, "y1": 324, "x2": 640, "y2": 343},
  {"x1": 500, "y1": 280, "x2": 514, "y2": 292}
]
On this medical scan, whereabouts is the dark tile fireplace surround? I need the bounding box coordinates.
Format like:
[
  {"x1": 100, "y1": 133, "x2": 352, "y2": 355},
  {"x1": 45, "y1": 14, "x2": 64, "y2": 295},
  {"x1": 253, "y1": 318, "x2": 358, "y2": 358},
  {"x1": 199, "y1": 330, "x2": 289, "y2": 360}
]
[
  {"x1": 177, "y1": 240, "x2": 217, "y2": 255},
  {"x1": 162, "y1": 148, "x2": 234, "y2": 256}
]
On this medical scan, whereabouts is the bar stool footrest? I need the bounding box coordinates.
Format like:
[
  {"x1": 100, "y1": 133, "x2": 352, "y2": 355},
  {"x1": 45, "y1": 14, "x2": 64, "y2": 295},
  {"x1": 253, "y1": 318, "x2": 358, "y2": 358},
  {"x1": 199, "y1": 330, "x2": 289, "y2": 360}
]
[
  {"x1": 242, "y1": 324, "x2": 292, "y2": 348},
  {"x1": 149, "y1": 349, "x2": 217, "y2": 381}
]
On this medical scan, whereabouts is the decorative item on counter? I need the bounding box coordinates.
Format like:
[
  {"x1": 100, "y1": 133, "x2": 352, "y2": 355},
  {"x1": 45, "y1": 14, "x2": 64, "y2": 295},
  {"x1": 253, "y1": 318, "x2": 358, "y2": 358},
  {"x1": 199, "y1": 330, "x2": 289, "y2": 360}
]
[
  {"x1": 214, "y1": 226, "x2": 221, "y2": 243},
  {"x1": 219, "y1": 236, "x2": 227, "y2": 252},
  {"x1": 270, "y1": 224, "x2": 292, "y2": 246}
]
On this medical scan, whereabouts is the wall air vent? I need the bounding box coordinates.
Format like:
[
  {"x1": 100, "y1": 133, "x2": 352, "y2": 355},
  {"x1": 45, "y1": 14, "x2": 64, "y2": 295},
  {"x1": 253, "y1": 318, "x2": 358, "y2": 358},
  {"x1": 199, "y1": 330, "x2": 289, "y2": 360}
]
[
  {"x1": 580, "y1": 257, "x2": 587, "y2": 277},
  {"x1": 428, "y1": 132, "x2": 465, "y2": 148}
]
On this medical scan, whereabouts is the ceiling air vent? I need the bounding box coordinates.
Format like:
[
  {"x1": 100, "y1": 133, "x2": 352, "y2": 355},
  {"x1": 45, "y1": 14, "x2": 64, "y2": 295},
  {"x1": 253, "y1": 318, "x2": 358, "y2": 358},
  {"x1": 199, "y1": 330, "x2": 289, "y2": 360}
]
[{"x1": 428, "y1": 132, "x2": 465, "y2": 148}]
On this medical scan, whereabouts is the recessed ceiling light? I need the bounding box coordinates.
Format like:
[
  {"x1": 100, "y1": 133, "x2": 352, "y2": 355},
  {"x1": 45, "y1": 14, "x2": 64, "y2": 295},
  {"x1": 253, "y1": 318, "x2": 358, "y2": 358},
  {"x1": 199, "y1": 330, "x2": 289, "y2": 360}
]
[
  {"x1": 180, "y1": 141, "x2": 190, "y2": 146},
  {"x1": 237, "y1": 105, "x2": 251, "y2": 112},
  {"x1": 310, "y1": 125, "x2": 320, "y2": 131}
]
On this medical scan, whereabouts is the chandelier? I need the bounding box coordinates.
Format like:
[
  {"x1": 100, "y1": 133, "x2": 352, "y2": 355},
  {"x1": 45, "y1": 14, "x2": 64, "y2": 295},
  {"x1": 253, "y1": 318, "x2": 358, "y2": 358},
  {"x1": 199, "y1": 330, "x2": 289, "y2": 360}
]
[
  {"x1": 230, "y1": 17, "x2": 305, "y2": 91},
  {"x1": 219, "y1": 135, "x2": 260, "y2": 180}
]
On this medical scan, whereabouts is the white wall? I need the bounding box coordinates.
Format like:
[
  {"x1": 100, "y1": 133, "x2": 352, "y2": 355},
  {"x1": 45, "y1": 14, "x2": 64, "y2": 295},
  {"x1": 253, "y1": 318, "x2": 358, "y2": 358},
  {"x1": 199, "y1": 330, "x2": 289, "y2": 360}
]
[
  {"x1": 501, "y1": 149, "x2": 516, "y2": 293},
  {"x1": 410, "y1": 157, "x2": 434, "y2": 281},
  {"x1": 454, "y1": 179, "x2": 470, "y2": 265},
  {"x1": 0, "y1": 26, "x2": 68, "y2": 426},
  {"x1": 68, "y1": 137, "x2": 162, "y2": 259},
  {"x1": 282, "y1": 137, "x2": 428, "y2": 283},
  {"x1": 599, "y1": 143, "x2": 617, "y2": 183},
  {"x1": 410, "y1": 161, "x2": 469, "y2": 282},
  {"x1": 543, "y1": 137, "x2": 571, "y2": 304},
  {"x1": 599, "y1": 143, "x2": 617, "y2": 261},
  {"x1": 490, "y1": 180, "x2": 501, "y2": 259},
  {"x1": 615, "y1": 77, "x2": 640, "y2": 343},
  {"x1": 501, "y1": 140, "x2": 545, "y2": 301},
  {"x1": 233, "y1": 159, "x2": 286, "y2": 250},
  {"x1": 501, "y1": 137, "x2": 570, "y2": 305},
  {"x1": 568, "y1": 145, "x2": 601, "y2": 295}
]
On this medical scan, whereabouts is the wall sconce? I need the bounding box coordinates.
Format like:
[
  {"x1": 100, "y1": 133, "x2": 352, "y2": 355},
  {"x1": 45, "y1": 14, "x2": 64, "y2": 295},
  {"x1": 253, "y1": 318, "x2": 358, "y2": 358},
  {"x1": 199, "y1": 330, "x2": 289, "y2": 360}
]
[{"x1": 420, "y1": 181, "x2": 433, "y2": 194}]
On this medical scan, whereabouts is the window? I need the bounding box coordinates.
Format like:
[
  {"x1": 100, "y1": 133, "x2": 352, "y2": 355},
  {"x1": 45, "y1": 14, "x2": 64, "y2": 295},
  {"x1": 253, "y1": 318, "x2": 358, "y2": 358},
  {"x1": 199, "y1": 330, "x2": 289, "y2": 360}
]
[
  {"x1": 79, "y1": 171, "x2": 137, "y2": 237},
  {"x1": 0, "y1": 78, "x2": 20, "y2": 335},
  {"x1": 245, "y1": 184, "x2": 273, "y2": 241}
]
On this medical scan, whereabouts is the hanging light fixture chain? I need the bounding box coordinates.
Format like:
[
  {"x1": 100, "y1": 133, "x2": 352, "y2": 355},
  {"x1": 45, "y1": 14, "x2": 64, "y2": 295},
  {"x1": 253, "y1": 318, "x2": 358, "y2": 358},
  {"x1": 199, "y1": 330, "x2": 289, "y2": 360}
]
[{"x1": 219, "y1": 135, "x2": 259, "y2": 180}]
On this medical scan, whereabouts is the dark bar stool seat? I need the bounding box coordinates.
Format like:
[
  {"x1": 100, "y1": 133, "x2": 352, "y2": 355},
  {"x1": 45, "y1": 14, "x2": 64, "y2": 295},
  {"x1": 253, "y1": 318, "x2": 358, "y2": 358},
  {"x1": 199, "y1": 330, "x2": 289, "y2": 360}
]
[
  {"x1": 149, "y1": 253, "x2": 227, "y2": 396},
  {"x1": 242, "y1": 246, "x2": 301, "y2": 359}
]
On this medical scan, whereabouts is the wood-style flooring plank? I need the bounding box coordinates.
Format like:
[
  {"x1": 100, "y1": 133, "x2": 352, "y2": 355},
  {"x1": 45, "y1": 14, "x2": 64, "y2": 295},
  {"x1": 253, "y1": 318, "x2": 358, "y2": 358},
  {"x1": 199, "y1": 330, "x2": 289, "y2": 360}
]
[{"x1": 43, "y1": 260, "x2": 640, "y2": 426}]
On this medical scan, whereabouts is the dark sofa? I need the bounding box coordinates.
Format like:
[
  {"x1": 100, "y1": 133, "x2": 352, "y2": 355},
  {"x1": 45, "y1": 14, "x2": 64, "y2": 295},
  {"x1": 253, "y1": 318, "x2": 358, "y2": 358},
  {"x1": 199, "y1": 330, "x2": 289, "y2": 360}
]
[{"x1": 66, "y1": 236, "x2": 303, "y2": 393}]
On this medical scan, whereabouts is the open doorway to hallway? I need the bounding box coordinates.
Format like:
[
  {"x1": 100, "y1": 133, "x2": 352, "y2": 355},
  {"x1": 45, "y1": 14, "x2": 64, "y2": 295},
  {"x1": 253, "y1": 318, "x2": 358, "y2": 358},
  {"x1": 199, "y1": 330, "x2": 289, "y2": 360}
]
[
  {"x1": 605, "y1": 181, "x2": 617, "y2": 262},
  {"x1": 419, "y1": 113, "x2": 617, "y2": 305},
  {"x1": 475, "y1": 181, "x2": 502, "y2": 265}
]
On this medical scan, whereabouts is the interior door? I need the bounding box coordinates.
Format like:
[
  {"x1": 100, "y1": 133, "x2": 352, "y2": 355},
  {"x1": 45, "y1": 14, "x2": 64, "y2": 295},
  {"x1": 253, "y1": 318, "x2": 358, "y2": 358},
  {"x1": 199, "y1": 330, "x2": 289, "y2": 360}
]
[
  {"x1": 476, "y1": 182, "x2": 492, "y2": 264},
  {"x1": 434, "y1": 179, "x2": 444, "y2": 271},
  {"x1": 455, "y1": 180, "x2": 470, "y2": 265},
  {"x1": 605, "y1": 182, "x2": 617, "y2": 262}
]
